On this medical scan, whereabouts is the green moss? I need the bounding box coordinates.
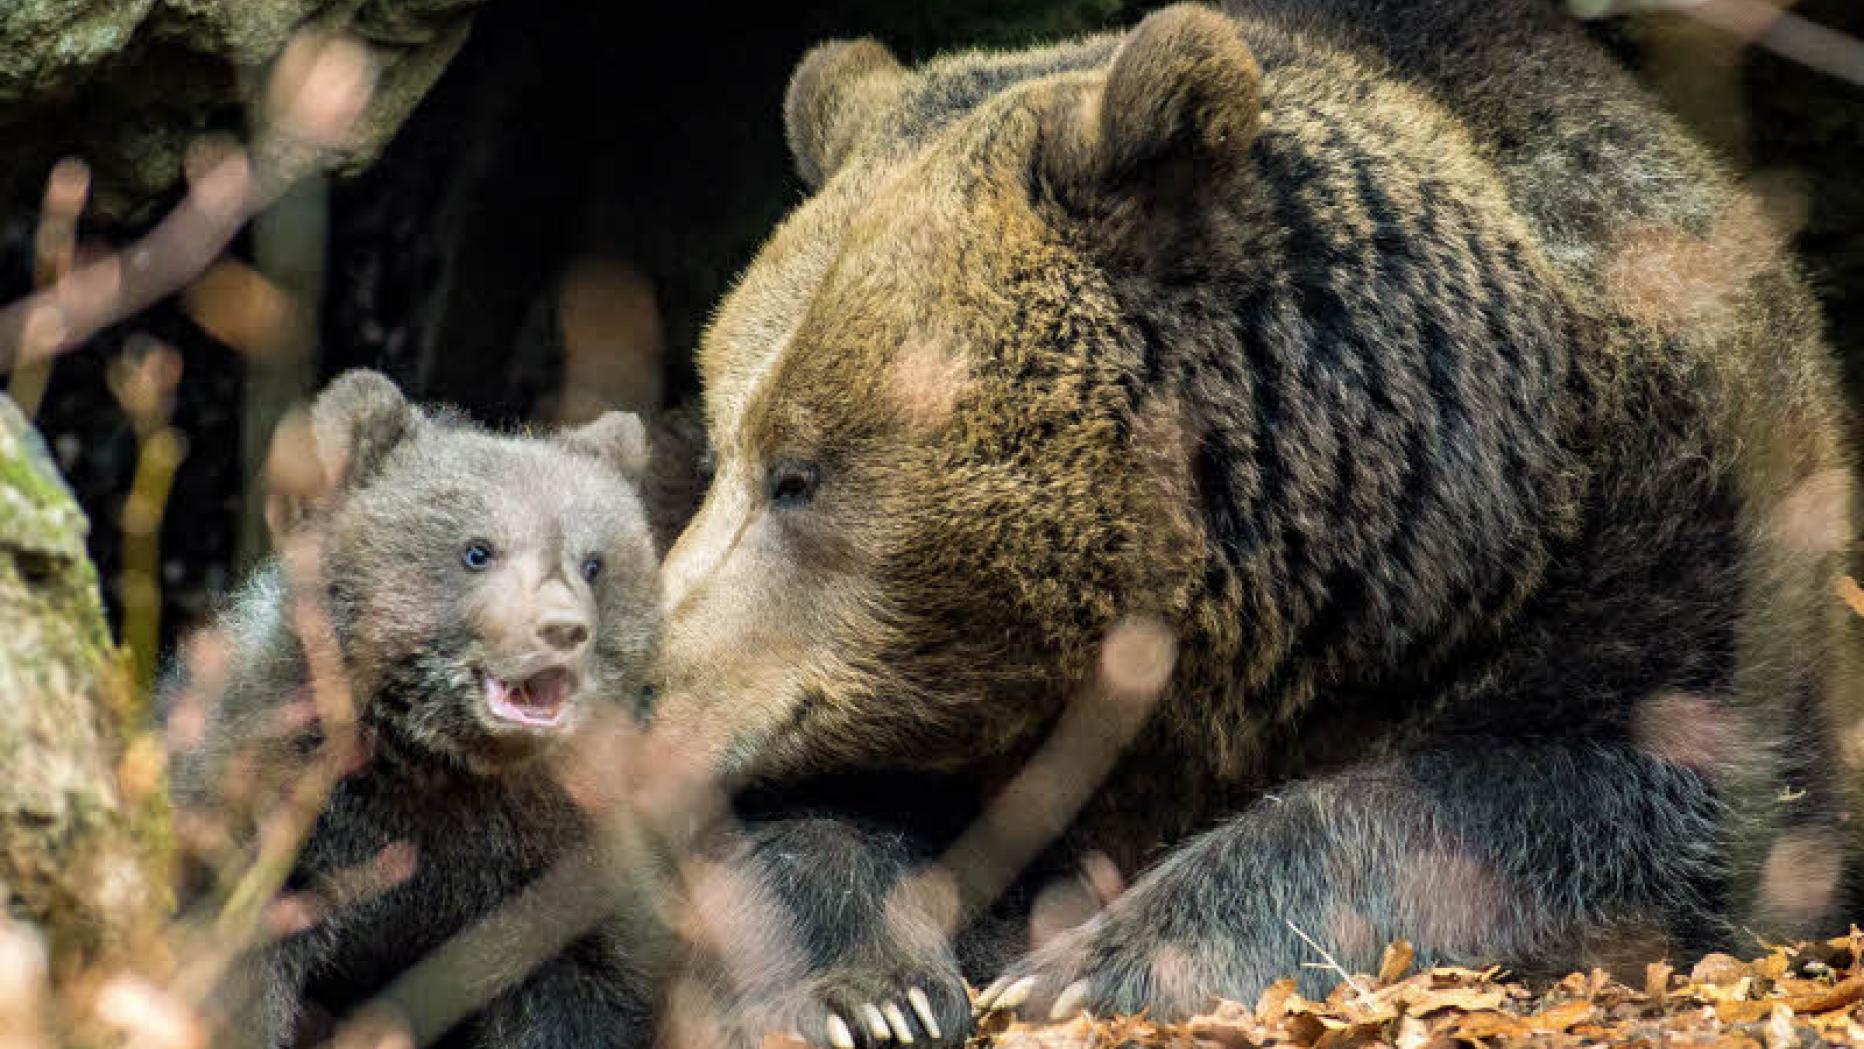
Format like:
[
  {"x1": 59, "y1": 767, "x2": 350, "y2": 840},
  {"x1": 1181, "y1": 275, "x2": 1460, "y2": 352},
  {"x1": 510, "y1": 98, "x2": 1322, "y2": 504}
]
[{"x1": 0, "y1": 396, "x2": 171, "y2": 967}]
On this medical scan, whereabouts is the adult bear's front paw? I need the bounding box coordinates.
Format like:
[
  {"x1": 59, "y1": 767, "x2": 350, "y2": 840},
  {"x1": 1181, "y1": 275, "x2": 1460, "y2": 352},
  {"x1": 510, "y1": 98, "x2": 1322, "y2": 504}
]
[
  {"x1": 768, "y1": 954, "x2": 972, "y2": 1049},
  {"x1": 676, "y1": 907, "x2": 973, "y2": 1049},
  {"x1": 677, "y1": 818, "x2": 974, "y2": 1049},
  {"x1": 975, "y1": 899, "x2": 1229, "y2": 1024}
]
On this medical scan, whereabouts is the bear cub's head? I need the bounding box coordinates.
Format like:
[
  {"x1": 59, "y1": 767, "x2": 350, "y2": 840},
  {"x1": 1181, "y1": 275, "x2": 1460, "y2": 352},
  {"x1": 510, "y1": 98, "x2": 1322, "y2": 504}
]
[{"x1": 292, "y1": 370, "x2": 659, "y2": 773}]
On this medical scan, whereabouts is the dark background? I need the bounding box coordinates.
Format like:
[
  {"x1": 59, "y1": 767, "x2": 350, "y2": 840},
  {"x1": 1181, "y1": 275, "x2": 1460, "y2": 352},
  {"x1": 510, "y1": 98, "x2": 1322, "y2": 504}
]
[{"x1": 2, "y1": 0, "x2": 1860, "y2": 656}]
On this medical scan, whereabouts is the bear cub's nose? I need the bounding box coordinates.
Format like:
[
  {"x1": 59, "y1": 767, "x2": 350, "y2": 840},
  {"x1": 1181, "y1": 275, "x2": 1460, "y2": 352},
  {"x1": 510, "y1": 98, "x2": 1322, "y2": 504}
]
[{"x1": 537, "y1": 614, "x2": 591, "y2": 652}]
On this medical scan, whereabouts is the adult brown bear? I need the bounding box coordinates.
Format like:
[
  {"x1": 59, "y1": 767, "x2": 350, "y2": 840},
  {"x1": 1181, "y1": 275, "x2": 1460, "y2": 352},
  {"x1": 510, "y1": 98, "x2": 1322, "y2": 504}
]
[{"x1": 653, "y1": 0, "x2": 1863, "y2": 1041}]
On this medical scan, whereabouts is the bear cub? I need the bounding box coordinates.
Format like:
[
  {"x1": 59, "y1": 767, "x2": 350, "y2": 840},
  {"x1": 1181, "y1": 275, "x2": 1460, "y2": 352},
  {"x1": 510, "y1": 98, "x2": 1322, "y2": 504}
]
[
  {"x1": 165, "y1": 371, "x2": 971, "y2": 1049},
  {"x1": 165, "y1": 370, "x2": 663, "y2": 1049}
]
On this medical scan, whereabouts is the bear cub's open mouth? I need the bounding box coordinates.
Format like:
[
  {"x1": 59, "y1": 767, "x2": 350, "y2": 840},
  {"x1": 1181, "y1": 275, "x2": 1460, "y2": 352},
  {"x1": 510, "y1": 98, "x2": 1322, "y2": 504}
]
[{"x1": 483, "y1": 666, "x2": 575, "y2": 728}]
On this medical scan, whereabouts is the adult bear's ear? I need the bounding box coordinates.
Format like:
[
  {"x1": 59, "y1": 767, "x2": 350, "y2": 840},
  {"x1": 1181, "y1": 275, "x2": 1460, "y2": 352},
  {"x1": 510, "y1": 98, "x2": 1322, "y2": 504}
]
[
  {"x1": 1042, "y1": 4, "x2": 1263, "y2": 202},
  {"x1": 310, "y1": 369, "x2": 416, "y2": 493},
  {"x1": 558, "y1": 410, "x2": 650, "y2": 486},
  {"x1": 785, "y1": 37, "x2": 908, "y2": 190}
]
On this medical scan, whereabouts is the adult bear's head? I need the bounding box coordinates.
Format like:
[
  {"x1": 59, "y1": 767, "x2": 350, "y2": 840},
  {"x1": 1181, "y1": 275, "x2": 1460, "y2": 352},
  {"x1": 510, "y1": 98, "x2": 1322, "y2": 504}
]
[
  {"x1": 654, "y1": 2, "x2": 1573, "y2": 788},
  {"x1": 654, "y1": 5, "x2": 1265, "y2": 785}
]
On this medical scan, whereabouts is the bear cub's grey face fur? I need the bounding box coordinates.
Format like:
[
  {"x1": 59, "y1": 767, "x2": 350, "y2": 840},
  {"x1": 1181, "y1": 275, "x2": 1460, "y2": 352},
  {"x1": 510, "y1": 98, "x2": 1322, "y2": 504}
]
[{"x1": 302, "y1": 370, "x2": 659, "y2": 774}]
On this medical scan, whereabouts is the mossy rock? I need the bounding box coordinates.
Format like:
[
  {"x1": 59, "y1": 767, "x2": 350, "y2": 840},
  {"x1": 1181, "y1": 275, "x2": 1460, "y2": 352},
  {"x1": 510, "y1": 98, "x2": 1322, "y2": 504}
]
[
  {"x1": 0, "y1": 394, "x2": 167, "y2": 972},
  {"x1": 0, "y1": 0, "x2": 488, "y2": 220}
]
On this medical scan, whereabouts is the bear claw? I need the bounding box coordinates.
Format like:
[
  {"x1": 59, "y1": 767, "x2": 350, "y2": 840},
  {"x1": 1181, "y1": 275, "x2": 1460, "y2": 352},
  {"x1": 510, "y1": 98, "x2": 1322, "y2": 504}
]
[
  {"x1": 908, "y1": 988, "x2": 941, "y2": 1039},
  {"x1": 1049, "y1": 980, "x2": 1091, "y2": 1021},
  {"x1": 860, "y1": 1003, "x2": 892, "y2": 1041},
  {"x1": 975, "y1": 975, "x2": 1039, "y2": 1017},
  {"x1": 974, "y1": 977, "x2": 1007, "y2": 1013},
  {"x1": 884, "y1": 1002, "x2": 915, "y2": 1043},
  {"x1": 827, "y1": 1013, "x2": 856, "y2": 1049}
]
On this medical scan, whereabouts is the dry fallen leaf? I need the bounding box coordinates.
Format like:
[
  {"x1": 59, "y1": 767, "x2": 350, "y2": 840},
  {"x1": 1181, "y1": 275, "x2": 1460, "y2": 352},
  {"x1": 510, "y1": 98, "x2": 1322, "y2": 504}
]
[
  {"x1": 1526, "y1": 998, "x2": 1596, "y2": 1033},
  {"x1": 1255, "y1": 978, "x2": 1298, "y2": 1022},
  {"x1": 1786, "y1": 973, "x2": 1864, "y2": 1014},
  {"x1": 1377, "y1": 940, "x2": 1415, "y2": 986},
  {"x1": 1693, "y1": 953, "x2": 1751, "y2": 987},
  {"x1": 1648, "y1": 960, "x2": 1676, "y2": 1002}
]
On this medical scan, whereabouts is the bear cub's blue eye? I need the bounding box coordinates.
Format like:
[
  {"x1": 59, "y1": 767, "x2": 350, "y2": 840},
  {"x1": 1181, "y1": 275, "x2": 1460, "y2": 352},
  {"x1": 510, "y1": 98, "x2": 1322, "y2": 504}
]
[
  {"x1": 581, "y1": 555, "x2": 604, "y2": 582},
  {"x1": 461, "y1": 541, "x2": 494, "y2": 571}
]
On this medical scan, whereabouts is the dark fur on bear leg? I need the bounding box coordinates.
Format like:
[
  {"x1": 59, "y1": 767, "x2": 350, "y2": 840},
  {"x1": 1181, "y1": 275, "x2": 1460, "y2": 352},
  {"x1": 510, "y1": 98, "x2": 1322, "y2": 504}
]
[
  {"x1": 474, "y1": 940, "x2": 657, "y2": 1049},
  {"x1": 979, "y1": 742, "x2": 1730, "y2": 1021},
  {"x1": 210, "y1": 937, "x2": 310, "y2": 1049},
  {"x1": 680, "y1": 819, "x2": 973, "y2": 1049}
]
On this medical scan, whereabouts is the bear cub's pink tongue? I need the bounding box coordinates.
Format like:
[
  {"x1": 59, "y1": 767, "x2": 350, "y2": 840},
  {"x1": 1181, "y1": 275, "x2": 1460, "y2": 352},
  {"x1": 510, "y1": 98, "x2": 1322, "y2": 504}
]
[{"x1": 484, "y1": 667, "x2": 572, "y2": 727}]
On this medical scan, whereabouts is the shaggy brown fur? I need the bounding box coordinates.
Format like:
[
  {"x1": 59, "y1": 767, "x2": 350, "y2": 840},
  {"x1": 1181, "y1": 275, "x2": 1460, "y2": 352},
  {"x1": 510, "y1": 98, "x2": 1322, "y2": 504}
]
[{"x1": 654, "y1": 1, "x2": 1862, "y2": 1043}]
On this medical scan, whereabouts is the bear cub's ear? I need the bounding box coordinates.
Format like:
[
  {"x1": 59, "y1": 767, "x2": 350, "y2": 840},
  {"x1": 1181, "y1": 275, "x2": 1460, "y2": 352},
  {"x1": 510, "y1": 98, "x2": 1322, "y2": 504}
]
[
  {"x1": 785, "y1": 37, "x2": 908, "y2": 189},
  {"x1": 310, "y1": 369, "x2": 417, "y2": 492},
  {"x1": 558, "y1": 410, "x2": 651, "y2": 486},
  {"x1": 267, "y1": 369, "x2": 417, "y2": 541},
  {"x1": 1045, "y1": 3, "x2": 1263, "y2": 197}
]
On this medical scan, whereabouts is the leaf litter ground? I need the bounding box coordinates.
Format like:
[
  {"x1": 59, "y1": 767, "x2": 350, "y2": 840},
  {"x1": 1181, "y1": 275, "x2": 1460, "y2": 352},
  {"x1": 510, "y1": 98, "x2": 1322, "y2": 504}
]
[{"x1": 950, "y1": 930, "x2": 1864, "y2": 1049}]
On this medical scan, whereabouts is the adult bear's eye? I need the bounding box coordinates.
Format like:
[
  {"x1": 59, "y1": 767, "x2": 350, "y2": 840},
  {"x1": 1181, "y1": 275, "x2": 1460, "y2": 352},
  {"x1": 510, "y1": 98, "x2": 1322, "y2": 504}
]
[{"x1": 767, "y1": 459, "x2": 821, "y2": 509}]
